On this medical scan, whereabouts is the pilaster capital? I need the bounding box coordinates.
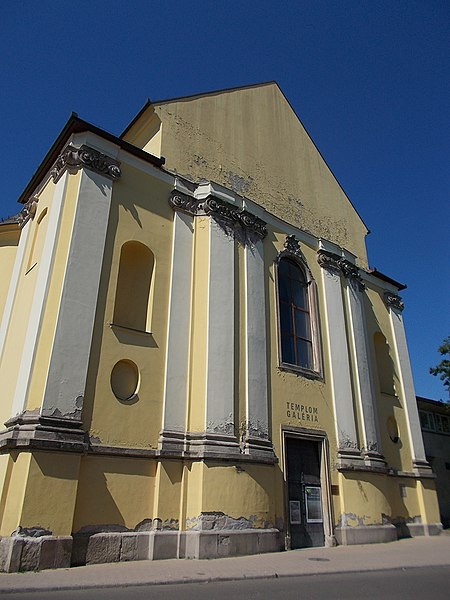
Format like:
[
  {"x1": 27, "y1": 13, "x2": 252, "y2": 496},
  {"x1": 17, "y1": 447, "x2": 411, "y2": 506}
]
[
  {"x1": 317, "y1": 250, "x2": 364, "y2": 290},
  {"x1": 383, "y1": 291, "x2": 404, "y2": 311},
  {"x1": 17, "y1": 196, "x2": 39, "y2": 228},
  {"x1": 168, "y1": 191, "x2": 202, "y2": 216},
  {"x1": 168, "y1": 190, "x2": 267, "y2": 242},
  {"x1": 51, "y1": 144, "x2": 122, "y2": 183},
  {"x1": 203, "y1": 195, "x2": 267, "y2": 240}
]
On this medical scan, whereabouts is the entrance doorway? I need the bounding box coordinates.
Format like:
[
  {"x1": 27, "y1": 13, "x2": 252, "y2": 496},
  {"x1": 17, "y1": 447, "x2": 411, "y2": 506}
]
[{"x1": 285, "y1": 436, "x2": 325, "y2": 548}]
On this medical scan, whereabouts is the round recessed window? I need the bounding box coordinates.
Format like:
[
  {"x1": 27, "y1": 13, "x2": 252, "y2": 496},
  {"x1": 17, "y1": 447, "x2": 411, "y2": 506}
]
[
  {"x1": 110, "y1": 360, "x2": 140, "y2": 401},
  {"x1": 387, "y1": 416, "x2": 399, "y2": 443}
]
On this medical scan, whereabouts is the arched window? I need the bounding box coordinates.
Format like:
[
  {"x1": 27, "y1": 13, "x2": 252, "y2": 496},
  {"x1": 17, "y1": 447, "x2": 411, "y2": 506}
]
[
  {"x1": 373, "y1": 332, "x2": 396, "y2": 395},
  {"x1": 278, "y1": 257, "x2": 315, "y2": 370},
  {"x1": 113, "y1": 241, "x2": 155, "y2": 332}
]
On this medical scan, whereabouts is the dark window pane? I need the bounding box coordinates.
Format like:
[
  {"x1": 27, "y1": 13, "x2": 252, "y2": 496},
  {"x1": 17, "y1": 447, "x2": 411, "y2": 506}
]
[
  {"x1": 280, "y1": 302, "x2": 292, "y2": 333},
  {"x1": 291, "y1": 281, "x2": 307, "y2": 309},
  {"x1": 294, "y1": 309, "x2": 311, "y2": 341},
  {"x1": 282, "y1": 334, "x2": 295, "y2": 364},
  {"x1": 292, "y1": 263, "x2": 306, "y2": 284},
  {"x1": 296, "y1": 339, "x2": 312, "y2": 368},
  {"x1": 278, "y1": 259, "x2": 290, "y2": 278},
  {"x1": 279, "y1": 275, "x2": 290, "y2": 303}
]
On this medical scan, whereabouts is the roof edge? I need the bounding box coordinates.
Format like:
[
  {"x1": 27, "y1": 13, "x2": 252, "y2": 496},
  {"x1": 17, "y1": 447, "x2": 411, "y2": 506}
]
[
  {"x1": 119, "y1": 81, "x2": 280, "y2": 139},
  {"x1": 369, "y1": 268, "x2": 407, "y2": 291},
  {"x1": 18, "y1": 114, "x2": 165, "y2": 205}
]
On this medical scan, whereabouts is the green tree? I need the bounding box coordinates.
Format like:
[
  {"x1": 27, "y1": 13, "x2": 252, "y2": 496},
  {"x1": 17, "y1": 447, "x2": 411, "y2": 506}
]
[{"x1": 430, "y1": 336, "x2": 450, "y2": 398}]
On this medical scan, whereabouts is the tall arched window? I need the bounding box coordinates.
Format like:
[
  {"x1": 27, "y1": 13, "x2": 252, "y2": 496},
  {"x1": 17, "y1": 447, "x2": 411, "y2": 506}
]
[
  {"x1": 373, "y1": 332, "x2": 396, "y2": 395},
  {"x1": 113, "y1": 241, "x2": 155, "y2": 332},
  {"x1": 278, "y1": 257, "x2": 314, "y2": 370}
]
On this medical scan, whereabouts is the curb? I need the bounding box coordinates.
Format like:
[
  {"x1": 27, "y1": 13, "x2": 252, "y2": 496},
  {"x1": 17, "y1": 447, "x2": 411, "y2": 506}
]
[{"x1": 2, "y1": 562, "x2": 450, "y2": 594}]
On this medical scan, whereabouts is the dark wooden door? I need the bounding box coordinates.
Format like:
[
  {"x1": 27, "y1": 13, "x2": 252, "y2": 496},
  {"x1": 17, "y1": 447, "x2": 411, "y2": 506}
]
[{"x1": 286, "y1": 437, "x2": 324, "y2": 548}]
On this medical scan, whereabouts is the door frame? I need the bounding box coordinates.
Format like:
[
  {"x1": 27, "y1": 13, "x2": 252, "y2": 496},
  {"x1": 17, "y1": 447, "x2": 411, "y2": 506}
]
[{"x1": 282, "y1": 426, "x2": 335, "y2": 549}]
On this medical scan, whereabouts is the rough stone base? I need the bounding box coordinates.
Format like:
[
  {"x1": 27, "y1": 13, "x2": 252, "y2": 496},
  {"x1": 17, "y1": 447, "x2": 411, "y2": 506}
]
[
  {"x1": 335, "y1": 524, "x2": 398, "y2": 545},
  {"x1": 72, "y1": 528, "x2": 283, "y2": 566},
  {"x1": 0, "y1": 535, "x2": 72, "y2": 572},
  {"x1": 396, "y1": 522, "x2": 443, "y2": 538},
  {"x1": 182, "y1": 529, "x2": 283, "y2": 559}
]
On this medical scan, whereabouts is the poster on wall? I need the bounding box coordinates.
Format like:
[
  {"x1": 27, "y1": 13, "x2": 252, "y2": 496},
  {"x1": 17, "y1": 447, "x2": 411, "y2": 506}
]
[
  {"x1": 305, "y1": 486, "x2": 323, "y2": 523},
  {"x1": 289, "y1": 500, "x2": 301, "y2": 524}
]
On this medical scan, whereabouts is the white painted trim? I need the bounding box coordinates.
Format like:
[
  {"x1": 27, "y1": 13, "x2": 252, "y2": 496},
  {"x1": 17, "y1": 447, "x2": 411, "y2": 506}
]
[
  {"x1": 0, "y1": 221, "x2": 32, "y2": 365},
  {"x1": 243, "y1": 197, "x2": 319, "y2": 251},
  {"x1": 320, "y1": 267, "x2": 359, "y2": 452},
  {"x1": 11, "y1": 172, "x2": 69, "y2": 417},
  {"x1": 118, "y1": 151, "x2": 174, "y2": 185},
  {"x1": 162, "y1": 211, "x2": 194, "y2": 432},
  {"x1": 244, "y1": 240, "x2": 269, "y2": 439},
  {"x1": 360, "y1": 270, "x2": 401, "y2": 294},
  {"x1": 388, "y1": 308, "x2": 427, "y2": 463},
  {"x1": 70, "y1": 132, "x2": 120, "y2": 159},
  {"x1": 41, "y1": 169, "x2": 113, "y2": 418},
  {"x1": 195, "y1": 182, "x2": 241, "y2": 205},
  {"x1": 344, "y1": 279, "x2": 382, "y2": 455},
  {"x1": 205, "y1": 220, "x2": 235, "y2": 433},
  {"x1": 69, "y1": 131, "x2": 174, "y2": 187}
]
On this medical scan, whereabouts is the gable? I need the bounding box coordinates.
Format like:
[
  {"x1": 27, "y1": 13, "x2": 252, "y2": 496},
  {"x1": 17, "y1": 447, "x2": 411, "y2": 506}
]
[{"x1": 123, "y1": 83, "x2": 368, "y2": 264}]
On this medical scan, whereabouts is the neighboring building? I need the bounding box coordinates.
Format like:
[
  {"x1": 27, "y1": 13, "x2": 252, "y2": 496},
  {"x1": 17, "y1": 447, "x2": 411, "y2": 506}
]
[
  {"x1": 417, "y1": 396, "x2": 450, "y2": 528},
  {"x1": 0, "y1": 83, "x2": 441, "y2": 571}
]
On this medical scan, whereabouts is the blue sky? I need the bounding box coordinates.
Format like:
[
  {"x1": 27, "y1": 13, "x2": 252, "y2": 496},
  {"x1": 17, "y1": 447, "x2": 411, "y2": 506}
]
[{"x1": 1, "y1": 1, "x2": 449, "y2": 399}]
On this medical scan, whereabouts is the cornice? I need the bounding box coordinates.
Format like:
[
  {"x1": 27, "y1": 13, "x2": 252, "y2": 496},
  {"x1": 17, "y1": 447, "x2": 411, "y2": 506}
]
[
  {"x1": 168, "y1": 190, "x2": 267, "y2": 242},
  {"x1": 168, "y1": 191, "x2": 203, "y2": 216},
  {"x1": 383, "y1": 291, "x2": 404, "y2": 312},
  {"x1": 16, "y1": 196, "x2": 39, "y2": 228},
  {"x1": 50, "y1": 144, "x2": 122, "y2": 183},
  {"x1": 317, "y1": 249, "x2": 364, "y2": 290},
  {"x1": 203, "y1": 195, "x2": 267, "y2": 239}
]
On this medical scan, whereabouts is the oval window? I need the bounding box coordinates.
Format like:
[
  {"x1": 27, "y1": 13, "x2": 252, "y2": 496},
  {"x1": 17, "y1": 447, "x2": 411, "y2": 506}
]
[{"x1": 110, "y1": 360, "x2": 140, "y2": 401}]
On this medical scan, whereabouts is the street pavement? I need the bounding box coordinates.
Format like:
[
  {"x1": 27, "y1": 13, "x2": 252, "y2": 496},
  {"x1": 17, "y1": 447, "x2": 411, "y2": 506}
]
[{"x1": 0, "y1": 532, "x2": 449, "y2": 594}]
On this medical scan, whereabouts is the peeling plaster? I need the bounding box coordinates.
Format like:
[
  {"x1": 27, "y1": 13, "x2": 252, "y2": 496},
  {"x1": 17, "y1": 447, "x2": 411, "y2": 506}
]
[
  {"x1": 12, "y1": 526, "x2": 52, "y2": 538},
  {"x1": 186, "y1": 512, "x2": 274, "y2": 532},
  {"x1": 206, "y1": 416, "x2": 234, "y2": 435}
]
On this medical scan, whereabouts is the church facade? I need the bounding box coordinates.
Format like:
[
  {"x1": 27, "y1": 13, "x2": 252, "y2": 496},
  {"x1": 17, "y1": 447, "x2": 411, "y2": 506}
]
[{"x1": 0, "y1": 83, "x2": 441, "y2": 571}]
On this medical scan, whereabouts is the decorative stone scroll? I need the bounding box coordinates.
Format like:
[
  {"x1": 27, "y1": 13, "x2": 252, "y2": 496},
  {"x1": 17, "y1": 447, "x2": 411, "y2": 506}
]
[
  {"x1": 383, "y1": 291, "x2": 404, "y2": 312},
  {"x1": 51, "y1": 144, "x2": 122, "y2": 182},
  {"x1": 283, "y1": 234, "x2": 301, "y2": 255},
  {"x1": 168, "y1": 190, "x2": 267, "y2": 241},
  {"x1": 203, "y1": 196, "x2": 267, "y2": 240},
  {"x1": 168, "y1": 191, "x2": 202, "y2": 216},
  {"x1": 317, "y1": 250, "x2": 364, "y2": 290},
  {"x1": 16, "y1": 196, "x2": 39, "y2": 228}
]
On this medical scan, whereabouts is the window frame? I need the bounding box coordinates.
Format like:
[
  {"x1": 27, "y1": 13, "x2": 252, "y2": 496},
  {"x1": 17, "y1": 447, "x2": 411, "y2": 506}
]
[
  {"x1": 275, "y1": 249, "x2": 323, "y2": 379},
  {"x1": 419, "y1": 409, "x2": 450, "y2": 435}
]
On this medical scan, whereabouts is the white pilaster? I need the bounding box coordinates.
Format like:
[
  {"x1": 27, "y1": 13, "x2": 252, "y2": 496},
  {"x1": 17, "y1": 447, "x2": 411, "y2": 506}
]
[
  {"x1": 11, "y1": 173, "x2": 69, "y2": 417},
  {"x1": 205, "y1": 220, "x2": 235, "y2": 436},
  {"x1": 320, "y1": 266, "x2": 361, "y2": 464},
  {"x1": 344, "y1": 278, "x2": 384, "y2": 466},
  {"x1": 244, "y1": 239, "x2": 271, "y2": 455},
  {"x1": 388, "y1": 305, "x2": 429, "y2": 472},
  {"x1": 41, "y1": 169, "x2": 113, "y2": 419},
  {"x1": 0, "y1": 220, "x2": 32, "y2": 365},
  {"x1": 160, "y1": 211, "x2": 194, "y2": 453}
]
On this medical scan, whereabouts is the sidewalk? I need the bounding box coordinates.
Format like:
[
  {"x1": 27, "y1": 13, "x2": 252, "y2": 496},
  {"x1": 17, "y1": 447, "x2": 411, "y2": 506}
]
[{"x1": 0, "y1": 534, "x2": 449, "y2": 594}]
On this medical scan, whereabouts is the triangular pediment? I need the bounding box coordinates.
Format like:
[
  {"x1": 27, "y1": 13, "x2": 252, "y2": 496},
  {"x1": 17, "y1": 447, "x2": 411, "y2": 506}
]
[{"x1": 123, "y1": 82, "x2": 368, "y2": 263}]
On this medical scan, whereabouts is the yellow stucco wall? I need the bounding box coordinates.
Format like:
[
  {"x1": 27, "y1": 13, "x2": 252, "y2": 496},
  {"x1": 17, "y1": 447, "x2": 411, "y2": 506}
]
[
  {"x1": 83, "y1": 164, "x2": 173, "y2": 449},
  {"x1": 0, "y1": 452, "x2": 31, "y2": 535},
  {"x1": 72, "y1": 455, "x2": 156, "y2": 532},
  {"x1": 187, "y1": 217, "x2": 210, "y2": 432},
  {"x1": 26, "y1": 172, "x2": 82, "y2": 411},
  {"x1": 123, "y1": 84, "x2": 369, "y2": 266},
  {"x1": 364, "y1": 285, "x2": 413, "y2": 472},
  {"x1": 0, "y1": 224, "x2": 20, "y2": 319},
  {"x1": 0, "y1": 178, "x2": 56, "y2": 427}
]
